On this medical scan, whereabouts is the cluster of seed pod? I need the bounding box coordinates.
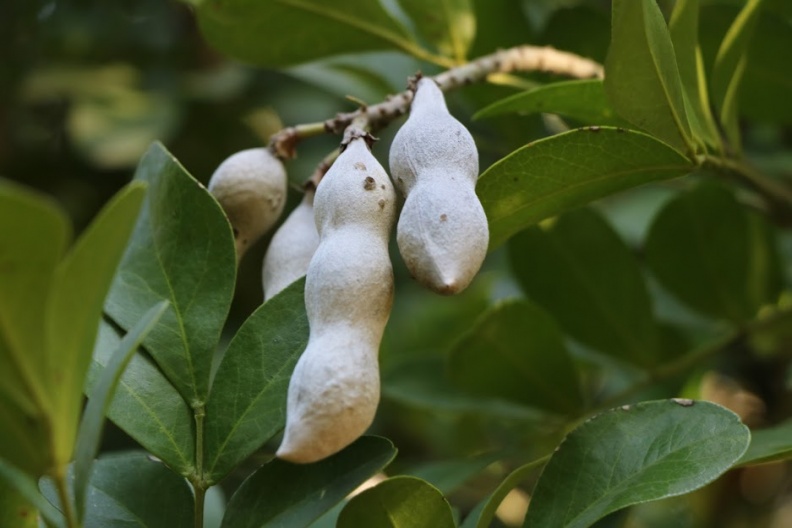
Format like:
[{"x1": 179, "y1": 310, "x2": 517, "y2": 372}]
[{"x1": 208, "y1": 76, "x2": 487, "y2": 463}]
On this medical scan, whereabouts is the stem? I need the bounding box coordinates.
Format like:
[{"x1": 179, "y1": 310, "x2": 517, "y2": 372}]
[
  {"x1": 53, "y1": 469, "x2": 78, "y2": 528},
  {"x1": 194, "y1": 486, "x2": 206, "y2": 528},
  {"x1": 269, "y1": 44, "x2": 603, "y2": 159},
  {"x1": 192, "y1": 404, "x2": 206, "y2": 528}
]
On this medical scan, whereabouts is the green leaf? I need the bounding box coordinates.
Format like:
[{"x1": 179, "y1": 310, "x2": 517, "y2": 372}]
[
  {"x1": 474, "y1": 80, "x2": 626, "y2": 126},
  {"x1": 220, "y1": 436, "x2": 396, "y2": 528},
  {"x1": 738, "y1": 418, "x2": 792, "y2": 466},
  {"x1": 522, "y1": 400, "x2": 750, "y2": 527},
  {"x1": 448, "y1": 299, "x2": 583, "y2": 414},
  {"x1": 337, "y1": 476, "x2": 455, "y2": 528},
  {"x1": 711, "y1": 0, "x2": 765, "y2": 152},
  {"x1": 0, "y1": 180, "x2": 70, "y2": 418},
  {"x1": 87, "y1": 322, "x2": 195, "y2": 475},
  {"x1": 604, "y1": 0, "x2": 693, "y2": 153},
  {"x1": 0, "y1": 181, "x2": 71, "y2": 477},
  {"x1": 397, "y1": 0, "x2": 475, "y2": 62},
  {"x1": 42, "y1": 452, "x2": 194, "y2": 528},
  {"x1": 73, "y1": 301, "x2": 168, "y2": 521},
  {"x1": 46, "y1": 182, "x2": 147, "y2": 468},
  {"x1": 195, "y1": 0, "x2": 426, "y2": 67},
  {"x1": 645, "y1": 183, "x2": 781, "y2": 323},
  {"x1": 668, "y1": 0, "x2": 722, "y2": 151},
  {"x1": 0, "y1": 459, "x2": 64, "y2": 528},
  {"x1": 203, "y1": 279, "x2": 309, "y2": 483},
  {"x1": 478, "y1": 127, "x2": 693, "y2": 249},
  {"x1": 509, "y1": 208, "x2": 660, "y2": 366},
  {"x1": 459, "y1": 456, "x2": 548, "y2": 528},
  {"x1": 105, "y1": 142, "x2": 236, "y2": 404}
]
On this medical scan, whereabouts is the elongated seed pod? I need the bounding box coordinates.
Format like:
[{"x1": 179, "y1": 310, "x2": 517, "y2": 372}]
[
  {"x1": 261, "y1": 188, "x2": 320, "y2": 301},
  {"x1": 389, "y1": 78, "x2": 488, "y2": 294},
  {"x1": 208, "y1": 148, "x2": 287, "y2": 258},
  {"x1": 276, "y1": 135, "x2": 396, "y2": 463}
]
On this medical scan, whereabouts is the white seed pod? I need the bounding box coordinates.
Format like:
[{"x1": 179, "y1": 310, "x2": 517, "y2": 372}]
[
  {"x1": 276, "y1": 136, "x2": 396, "y2": 464},
  {"x1": 261, "y1": 188, "x2": 320, "y2": 301},
  {"x1": 389, "y1": 77, "x2": 489, "y2": 295},
  {"x1": 208, "y1": 148, "x2": 287, "y2": 258}
]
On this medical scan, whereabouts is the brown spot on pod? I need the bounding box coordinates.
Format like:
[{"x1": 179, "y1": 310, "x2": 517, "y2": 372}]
[{"x1": 363, "y1": 176, "x2": 376, "y2": 190}]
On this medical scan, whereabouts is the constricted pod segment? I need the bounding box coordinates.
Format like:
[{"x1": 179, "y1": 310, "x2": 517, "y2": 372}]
[
  {"x1": 276, "y1": 135, "x2": 396, "y2": 463},
  {"x1": 389, "y1": 77, "x2": 488, "y2": 294}
]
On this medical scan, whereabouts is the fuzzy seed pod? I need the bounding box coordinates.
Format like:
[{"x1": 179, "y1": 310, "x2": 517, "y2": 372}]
[
  {"x1": 389, "y1": 78, "x2": 489, "y2": 294},
  {"x1": 276, "y1": 136, "x2": 396, "y2": 463},
  {"x1": 261, "y1": 188, "x2": 320, "y2": 301},
  {"x1": 208, "y1": 148, "x2": 287, "y2": 258}
]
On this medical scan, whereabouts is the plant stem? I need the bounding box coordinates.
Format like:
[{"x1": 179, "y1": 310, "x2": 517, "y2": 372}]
[
  {"x1": 194, "y1": 485, "x2": 206, "y2": 528},
  {"x1": 193, "y1": 404, "x2": 206, "y2": 528},
  {"x1": 268, "y1": 44, "x2": 603, "y2": 159},
  {"x1": 53, "y1": 469, "x2": 78, "y2": 528}
]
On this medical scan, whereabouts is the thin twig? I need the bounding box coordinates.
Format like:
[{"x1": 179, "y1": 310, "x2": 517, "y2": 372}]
[{"x1": 269, "y1": 45, "x2": 603, "y2": 159}]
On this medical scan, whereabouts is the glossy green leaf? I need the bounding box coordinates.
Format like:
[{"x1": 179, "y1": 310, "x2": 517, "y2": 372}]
[
  {"x1": 738, "y1": 418, "x2": 792, "y2": 466},
  {"x1": 474, "y1": 80, "x2": 626, "y2": 126},
  {"x1": 46, "y1": 182, "x2": 146, "y2": 467},
  {"x1": 509, "y1": 208, "x2": 660, "y2": 366},
  {"x1": 397, "y1": 0, "x2": 475, "y2": 62},
  {"x1": 42, "y1": 452, "x2": 194, "y2": 528},
  {"x1": 105, "y1": 142, "x2": 236, "y2": 404},
  {"x1": 195, "y1": 0, "x2": 422, "y2": 67},
  {"x1": 73, "y1": 301, "x2": 168, "y2": 521},
  {"x1": 460, "y1": 456, "x2": 548, "y2": 528},
  {"x1": 645, "y1": 183, "x2": 782, "y2": 323},
  {"x1": 0, "y1": 180, "x2": 69, "y2": 418},
  {"x1": 220, "y1": 436, "x2": 396, "y2": 528},
  {"x1": 337, "y1": 476, "x2": 455, "y2": 528},
  {"x1": 448, "y1": 299, "x2": 583, "y2": 414},
  {"x1": 711, "y1": 0, "x2": 765, "y2": 151},
  {"x1": 523, "y1": 400, "x2": 750, "y2": 527},
  {"x1": 0, "y1": 460, "x2": 64, "y2": 528},
  {"x1": 478, "y1": 127, "x2": 693, "y2": 249},
  {"x1": 605, "y1": 0, "x2": 692, "y2": 153},
  {"x1": 87, "y1": 322, "x2": 195, "y2": 475},
  {"x1": 668, "y1": 0, "x2": 721, "y2": 151},
  {"x1": 204, "y1": 279, "x2": 309, "y2": 483}
]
